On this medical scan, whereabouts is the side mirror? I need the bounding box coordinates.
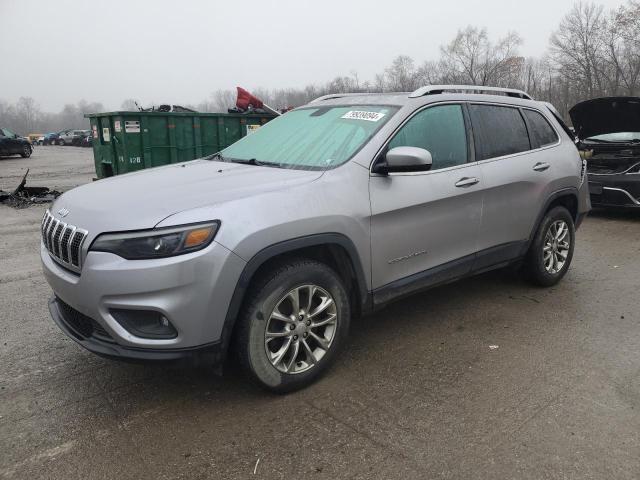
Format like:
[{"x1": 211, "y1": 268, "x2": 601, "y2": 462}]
[{"x1": 373, "y1": 146, "x2": 432, "y2": 174}]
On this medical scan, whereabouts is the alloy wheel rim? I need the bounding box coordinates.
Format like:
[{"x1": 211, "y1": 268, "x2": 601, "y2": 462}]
[
  {"x1": 265, "y1": 284, "x2": 337, "y2": 374},
  {"x1": 543, "y1": 220, "x2": 570, "y2": 274}
]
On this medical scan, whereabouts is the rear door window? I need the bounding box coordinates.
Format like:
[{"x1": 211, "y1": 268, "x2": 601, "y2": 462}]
[
  {"x1": 387, "y1": 104, "x2": 467, "y2": 170},
  {"x1": 468, "y1": 104, "x2": 530, "y2": 160},
  {"x1": 522, "y1": 109, "x2": 559, "y2": 148}
]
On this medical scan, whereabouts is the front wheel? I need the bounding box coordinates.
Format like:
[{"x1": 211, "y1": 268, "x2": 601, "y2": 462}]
[
  {"x1": 58, "y1": 139, "x2": 65, "y2": 146},
  {"x1": 524, "y1": 206, "x2": 575, "y2": 287},
  {"x1": 20, "y1": 145, "x2": 32, "y2": 158},
  {"x1": 235, "y1": 259, "x2": 351, "y2": 393}
]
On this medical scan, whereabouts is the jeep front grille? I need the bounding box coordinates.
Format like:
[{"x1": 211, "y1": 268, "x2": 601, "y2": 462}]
[{"x1": 41, "y1": 210, "x2": 88, "y2": 272}]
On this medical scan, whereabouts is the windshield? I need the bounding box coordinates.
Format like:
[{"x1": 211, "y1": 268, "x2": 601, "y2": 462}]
[
  {"x1": 217, "y1": 105, "x2": 398, "y2": 170},
  {"x1": 586, "y1": 132, "x2": 640, "y2": 142}
]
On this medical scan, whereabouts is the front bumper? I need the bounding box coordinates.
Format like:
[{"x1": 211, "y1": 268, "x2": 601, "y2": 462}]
[
  {"x1": 41, "y1": 240, "x2": 246, "y2": 359},
  {"x1": 588, "y1": 174, "x2": 640, "y2": 208},
  {"x1": 49, "y1": 296, "x2": 223, "y2": 362}
]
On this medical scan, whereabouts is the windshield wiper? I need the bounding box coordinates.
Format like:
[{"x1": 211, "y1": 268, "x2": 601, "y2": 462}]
[
  {"x1": 207, "y1": 152, "x2": 226, "y2": 161},
  {"x1": 229, "y1": 158, "x2": 285, "y2": 168},
  {"x1": 208, "y1": 153, "x2": 285, "y2": 168}
]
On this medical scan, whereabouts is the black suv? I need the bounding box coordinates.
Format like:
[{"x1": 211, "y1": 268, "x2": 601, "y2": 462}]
[
  {"x1": 0, "y1": 128, "x2": 32, "y2": 158},
  {"x1": 571, "y1": 97, "x2": 640, "y2": 208}
]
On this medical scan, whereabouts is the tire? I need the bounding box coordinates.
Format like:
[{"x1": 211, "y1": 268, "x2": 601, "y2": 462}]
[
  {"x1": 20, "y1": 145, "x2": 32, "y2": 158},
  {"x1": 524, "y1": 206, "x2": 575, "y2": 287},
  {"x1": 58, "y1": 139, "x2": 65, "y2": 146},
  {"x1": 235, "y1": 259, "x2": 351, "y2": 393}
]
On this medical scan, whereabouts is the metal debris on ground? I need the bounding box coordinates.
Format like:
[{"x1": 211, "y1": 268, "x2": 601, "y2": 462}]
[{"x1": 0, "y1": 169, "x2": 61, "y2": 209}]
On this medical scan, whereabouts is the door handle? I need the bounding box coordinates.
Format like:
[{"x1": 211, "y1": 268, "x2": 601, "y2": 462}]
[
  {"x1": 533, "y1": 162, "x2": 550, "y2": 172},
  {"x1": 455, "y1": 177, "x2": 480, "y2": 188}
]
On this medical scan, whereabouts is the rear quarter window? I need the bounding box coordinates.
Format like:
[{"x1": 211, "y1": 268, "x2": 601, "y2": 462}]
[
  {"x1": 468, "y1": 104, "x2": 530, "y2": 161},
  {"x1": 523, "y1": 109, "x2": 559, "y2": 148}
]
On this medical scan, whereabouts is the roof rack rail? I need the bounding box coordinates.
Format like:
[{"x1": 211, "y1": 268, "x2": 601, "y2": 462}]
[
  {"x1": 310, "y1": 92, "x2": 409, "y2": 103},
  {"x1": 409, "y1": 85, "x2": 533, "y2": 100},
  {"x1": 310, "y1": 93, "x2": 371, "y2": 103}
]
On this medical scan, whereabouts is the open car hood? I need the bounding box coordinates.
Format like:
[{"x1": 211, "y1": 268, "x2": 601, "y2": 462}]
[{"x1": 569, "y1": 97, "x2": 640, "y2": 140}]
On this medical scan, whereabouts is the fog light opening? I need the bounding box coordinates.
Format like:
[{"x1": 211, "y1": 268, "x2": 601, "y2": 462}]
[{"x1": 110, "y1": 309, "x2": 178, "y2": 339}]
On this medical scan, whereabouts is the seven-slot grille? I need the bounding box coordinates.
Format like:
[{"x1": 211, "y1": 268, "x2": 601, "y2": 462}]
[{"x1": 41, "y1": 210, "x2": 88, "y2": 272}]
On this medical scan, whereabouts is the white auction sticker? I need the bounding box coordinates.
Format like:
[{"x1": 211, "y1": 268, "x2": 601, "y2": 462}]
[
  {"x1": 102, "y1": 128, "x2": 110, "y2": 142},
  {"x1": 114, "y1": 120, "x2": 122, "y2": 133},
  {"x1": 341, "y1": 110, "x2": 385, "y2": 122}
]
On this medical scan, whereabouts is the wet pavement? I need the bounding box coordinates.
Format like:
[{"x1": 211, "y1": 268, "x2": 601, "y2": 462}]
[{"x1": 1, "y1": 148, "x2": 639, "y2": 479}]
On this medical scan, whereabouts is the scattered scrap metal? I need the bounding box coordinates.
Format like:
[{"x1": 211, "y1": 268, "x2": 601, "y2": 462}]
[{"x1": 0, "y1": 169, "x2": 60, "y2": 208}]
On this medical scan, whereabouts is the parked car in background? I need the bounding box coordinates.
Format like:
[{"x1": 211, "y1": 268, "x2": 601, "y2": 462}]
[
  {"x1": 42, "y1": 132, "x2": 60, "y2": 145},
  {"x1": 81, "y1": 134, "x2": 92, "y2": 148},
  {"x1": 42, "y1": 86, "x2": 590, "y2": 392},
  {"x1": 0, "y1": 128, "x2": 32, "y2": 157},
  {"x1": 57, "y1": 129, "x2": 86, "y2": 146},
  {"x1": 570, "y1": 97, "x2": 640, "y2": 208},
  {"x1": 27, "y1": 133, "x2": 43, "y2": 144},
  {"x1": 72, "y1": 130, "x2": 91, "y2": 146}
]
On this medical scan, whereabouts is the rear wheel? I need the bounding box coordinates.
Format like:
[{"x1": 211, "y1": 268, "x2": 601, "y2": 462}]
[
  {"x1": 235, "y1": 259, "x2": 350, "y2": 393},
  {"x1": 524, "y1": 206, "x2": 575, "y2": 286},
  {"x1": 20, "y1": 145, "x2": 32, "y2": 158}
]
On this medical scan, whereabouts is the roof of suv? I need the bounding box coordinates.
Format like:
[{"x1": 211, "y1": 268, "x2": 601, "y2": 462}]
[{"x1": 308, "y1": 86, "x2": 538, "y2": 108}]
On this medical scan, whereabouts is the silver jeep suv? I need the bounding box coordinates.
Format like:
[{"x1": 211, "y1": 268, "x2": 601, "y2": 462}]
[{"x1": 42, "y1": 85, "x2": 590, "y2": 392}]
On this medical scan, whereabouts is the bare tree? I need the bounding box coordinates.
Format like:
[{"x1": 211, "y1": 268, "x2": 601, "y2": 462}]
[
  {"x1": 550, "y1": 2, "x2": 607, "y2": 99},
  {"x1": 14, "y1": 97, "x2": 41, "y2": 133},
  {"x1": 602, "y1": 0, "x2": 640, "y2": 95},
  {"x1": 440, "y1": 26, "x2": 523, "y2": 86},
  {"x1": 380, "y1": 55, "x2": 420, "y2": 91}
]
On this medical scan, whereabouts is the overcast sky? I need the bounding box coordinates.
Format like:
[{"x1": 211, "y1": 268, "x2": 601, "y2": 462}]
[{"x1": 0, "y1": 0, "x2": 628, "y2": 111}]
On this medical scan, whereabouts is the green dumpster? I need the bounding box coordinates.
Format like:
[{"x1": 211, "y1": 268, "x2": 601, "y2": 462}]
[{"x1": 84, "y1": 111, "x2": 275, "y2": 178}]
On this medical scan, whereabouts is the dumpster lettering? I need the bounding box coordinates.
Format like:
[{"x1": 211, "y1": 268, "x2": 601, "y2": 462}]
[
  {"x1": 246, "y1": 124, "x2": 261, "y2": 135},
  {"x1": 129, "y1": 156, "x2": 141, "y2": 164},
  {"x1": 125, "y1": 121, "x2": 140, "y2": 133}
]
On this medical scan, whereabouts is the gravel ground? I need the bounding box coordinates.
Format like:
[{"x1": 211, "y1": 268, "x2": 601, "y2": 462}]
[
  {"x1": 0, "y1": 147, "x2": 639, "y2": 479},
  {"x1": 0, "y1": 145, "x2": 95, "y2": 193}
]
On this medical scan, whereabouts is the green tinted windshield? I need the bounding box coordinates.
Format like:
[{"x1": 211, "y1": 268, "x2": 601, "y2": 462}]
[{"x1": 218, "y1": 105, "x2": 398, "y2": 170}]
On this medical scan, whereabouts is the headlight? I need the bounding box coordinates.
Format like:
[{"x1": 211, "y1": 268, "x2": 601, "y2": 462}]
[{"x1": 90, "y1": 221, "x2": 220, "y2": 259}]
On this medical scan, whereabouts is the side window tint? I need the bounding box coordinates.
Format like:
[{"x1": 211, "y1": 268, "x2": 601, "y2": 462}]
[
  {"x1": 388, "y1": 104, "x2": 467, "y2": 170},
  {"x1": 523, "y1": 109, "x2": 559, "y2": 148},
  {"x1": 468, "y1": 104, "x2": 530, "y2": 160}
]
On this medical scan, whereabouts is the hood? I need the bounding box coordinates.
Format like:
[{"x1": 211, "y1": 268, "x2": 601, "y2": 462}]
[
  {"x1": 51, "y1": 160, "x2": 323, "y2": 236},
  {"x1": 569, "y1": 97, "x2": 640, "y2": 140}
]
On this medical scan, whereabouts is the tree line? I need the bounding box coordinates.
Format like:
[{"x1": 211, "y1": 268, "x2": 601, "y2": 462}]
[{"x1": 2, "y1": 1, "x2": 639, "y2": 135}]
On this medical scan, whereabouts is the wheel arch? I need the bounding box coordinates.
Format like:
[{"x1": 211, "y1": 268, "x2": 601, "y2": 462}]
[
  {"x1": 219, "y1": 233, "x2": 371, "y2": 358},
  {"x1": 523, "y1": 187, "x2": 579, "y2": 254}
]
